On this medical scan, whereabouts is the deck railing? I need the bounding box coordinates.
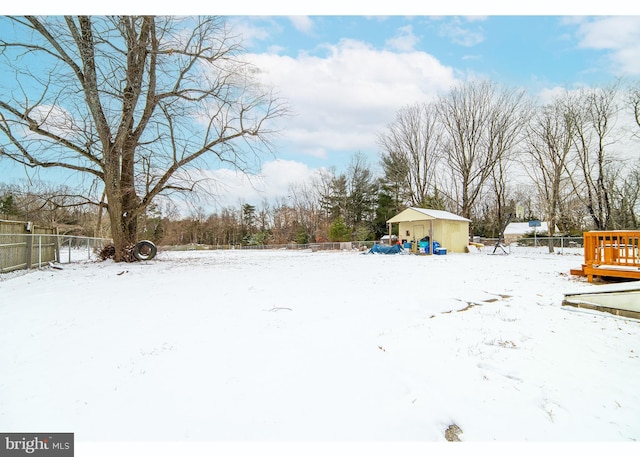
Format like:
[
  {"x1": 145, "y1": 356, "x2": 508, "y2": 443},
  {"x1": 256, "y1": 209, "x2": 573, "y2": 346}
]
[
  {"x1": 575, "y1": 231, "x2": 640, "y2": 282},
  {"x1": 584, "y1": 231, "x2": 640, "y2": 268}
]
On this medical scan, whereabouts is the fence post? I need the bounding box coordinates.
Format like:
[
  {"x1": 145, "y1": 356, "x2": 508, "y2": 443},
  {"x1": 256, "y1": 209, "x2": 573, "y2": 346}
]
[
  {"x1": 54, "y1": 228, "x2": 60, "y2": 263},
  {"x1": 25, "y1": 234, "x2": 33, "y2": 269},
  {"x1": 38, "y1": 235, "x2": 42, "y2": 268}
]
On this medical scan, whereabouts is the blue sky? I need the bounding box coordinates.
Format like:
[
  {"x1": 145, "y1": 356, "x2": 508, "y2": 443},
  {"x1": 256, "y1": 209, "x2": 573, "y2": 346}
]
[
  {"x1": 198, "y1": 14, "x2": 640, "y2": 208},
  {"x1": 1, "y1": 6, "x2": 640, "y2": 213},
  {"x1": 240, "y1": 16, "x2": 581, "y2": 84}
]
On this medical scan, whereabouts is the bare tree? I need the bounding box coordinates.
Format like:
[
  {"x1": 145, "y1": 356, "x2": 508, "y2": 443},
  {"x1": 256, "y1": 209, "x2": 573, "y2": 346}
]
[
  {"x1": 316, "y1": 166, "x2": 347, "y2": 222},
  {"x1": 436, "y1": 80, "x2": 529, "y2": 225},
  {"x1": 288, "y1": 180, "x2": 323, "y2": 243},
  {"x1": 606, "y1": 159, "x2": 640, "y2": 229},
  {"x1": 630, "y1": 80, "x2": 640, "y2": 137},
  {"x1": 0, "y1": 16, "x2": 286, "y2": 260},
  {"x1": 488, "y1": 155, "x2": 516, "y2": 238},
  {"x1": 0, "y1": 180, "x2": 97, "y2": 234},
  {"x1": 377, "y1": 102, "x2": 443, "y2": 207},
  {"x1": 565, "y1": 84, "x2": 621, "y2": 230},
  {"x1": 525, "y1": 97, "x2": 575, "y2": 252}
]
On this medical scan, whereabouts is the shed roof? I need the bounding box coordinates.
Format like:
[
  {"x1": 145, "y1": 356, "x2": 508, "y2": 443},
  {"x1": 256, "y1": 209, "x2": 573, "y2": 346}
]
[
  {"x1": 504, "y1": 222, "x2": 551, "y2": 235},
  {"x1": 387, "y1": 207, "x2": 471, "y2": 224}
]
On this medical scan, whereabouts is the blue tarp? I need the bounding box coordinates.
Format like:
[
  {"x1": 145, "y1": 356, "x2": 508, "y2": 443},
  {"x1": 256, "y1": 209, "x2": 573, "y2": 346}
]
[{"x1": 368, "y1": 243, "x2": 404, "y2": 254}]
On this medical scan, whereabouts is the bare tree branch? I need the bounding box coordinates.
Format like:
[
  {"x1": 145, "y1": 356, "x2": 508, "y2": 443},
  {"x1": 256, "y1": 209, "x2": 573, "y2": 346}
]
[{"x1": 0, "y1": 15, "x2": 288, "y2": 260}]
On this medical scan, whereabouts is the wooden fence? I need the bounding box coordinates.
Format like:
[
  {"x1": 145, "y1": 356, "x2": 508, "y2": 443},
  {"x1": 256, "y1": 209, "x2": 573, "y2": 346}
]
[
  {"x1": 1, "y1": 220, "x2": 113, "y2": 273},
  {"x1": 0, "y1": 220, "x2": 59, "y2": 273}
]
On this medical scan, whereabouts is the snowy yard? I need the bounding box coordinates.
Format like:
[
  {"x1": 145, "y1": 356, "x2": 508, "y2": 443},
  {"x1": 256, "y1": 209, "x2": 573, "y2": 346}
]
[{"x1": 1, "y1": 247, "x2": 639, "y2": 453}]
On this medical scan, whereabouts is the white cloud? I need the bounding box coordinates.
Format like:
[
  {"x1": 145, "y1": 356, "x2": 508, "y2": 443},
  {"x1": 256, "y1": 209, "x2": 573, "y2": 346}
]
[
  {"x1": 536, "y1": 86, "x2": 569, "y2": 105},
  {"x1": 29, "y1": 105, "x2": 82, "y2": 139},
  {"x1": 574, "y1": 16, "x2": 640, "y2": 75},
  {"x1": 463, "y1": 16, "x2": 489, "y2": 23},
  {"x1": 437, "y1": 17, "x2": 485, "y2": 47},
  {"x1": 227, "y1": 17, "x2": 277, "y2": 47},
  {"x1": 174, "y1": 159, "x2": 319, "y2": 211},
  {"x1": 176, "y1": 32, "x2": 458, "y2": 213},
  {"x1": 246, "y1": 39, "x2": 457, "y2": 161},
  {"x1": 385, "y1": 25, "x2": 420, "y2": 52},
  {"x1": 288, "y1": 16, "x2": 314, "y2": 33}
]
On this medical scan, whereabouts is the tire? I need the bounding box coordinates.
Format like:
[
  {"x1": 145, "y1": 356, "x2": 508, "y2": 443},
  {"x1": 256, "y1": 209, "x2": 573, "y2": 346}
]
[{"x1": 133, "y1": 240, "x2": 157, "y2": 261}]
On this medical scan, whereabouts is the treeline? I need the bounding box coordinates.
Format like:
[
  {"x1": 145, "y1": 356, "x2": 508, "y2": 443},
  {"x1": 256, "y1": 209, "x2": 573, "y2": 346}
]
[
  {"x1": 377, "y1": 80, "x2": 640, "y2": 239},
  {"x1": 2, "y1": 79, "x2": 640, "y2": 245},
  {"x1": 0, "y1": 182, "x2": 99, "y2": 236}
]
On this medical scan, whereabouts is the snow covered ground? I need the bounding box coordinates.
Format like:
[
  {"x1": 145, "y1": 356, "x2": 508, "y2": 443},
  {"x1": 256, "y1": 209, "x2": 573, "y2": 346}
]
[{"x1": 1, "y1": 246, "x2": 639, "y2": 455}]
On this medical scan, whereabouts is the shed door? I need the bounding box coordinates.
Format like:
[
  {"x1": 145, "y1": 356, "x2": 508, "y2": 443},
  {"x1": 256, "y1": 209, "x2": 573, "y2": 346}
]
[{"x1": 412, "y1": 224, "x2": 425, "y2": 241}]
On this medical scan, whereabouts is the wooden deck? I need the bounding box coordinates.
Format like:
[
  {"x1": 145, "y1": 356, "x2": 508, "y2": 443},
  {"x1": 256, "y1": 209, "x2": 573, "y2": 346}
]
[{"x1": 571, "y1": 231, "x2": 640, "y2": 283}]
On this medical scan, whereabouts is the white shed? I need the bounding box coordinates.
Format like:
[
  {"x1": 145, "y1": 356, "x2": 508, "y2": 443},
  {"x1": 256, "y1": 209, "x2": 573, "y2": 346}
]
[{"x1": 503, "y1": 222, "x2": 558, "y2": 244}]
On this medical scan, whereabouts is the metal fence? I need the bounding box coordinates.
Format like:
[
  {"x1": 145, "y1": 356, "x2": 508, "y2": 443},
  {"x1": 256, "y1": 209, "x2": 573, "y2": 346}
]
[
  {"x1": 53, "y1": 235, "x2": 113, "y2": 264},
  {"x1": 162, "y1": 241, "x2": 377, "y2": 252},
  {"x1": 163, "y1": 237, "x2": 586, "y2": 254},
  {"x1": 513, "y1": 236, "x2": 584, "y2": 249},
  {"x1": 0, "y1": 231, "x2": 112, "y2": 273},
  {"x1": 1, "y1": 232, "x2": 585, "y2": 274},
  {"x1": 477, "y1": 236, "x2": 584, "y2": 255}
]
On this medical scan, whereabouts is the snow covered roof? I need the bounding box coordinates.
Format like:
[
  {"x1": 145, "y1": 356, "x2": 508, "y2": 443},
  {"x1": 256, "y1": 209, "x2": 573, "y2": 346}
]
[
  {"x1": 387, "y1": 207, "x2": 471, "y2": 224},
  {"x1": 504, "y1": 222, "x2": 551, "y2": 235}
]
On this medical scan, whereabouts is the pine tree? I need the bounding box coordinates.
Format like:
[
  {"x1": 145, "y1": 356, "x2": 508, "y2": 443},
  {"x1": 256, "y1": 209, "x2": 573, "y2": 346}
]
[
  {"x1": 328, "y1": 216, "x2": 351, "y2": 242},
  {"x1": 0, "y1": 194, "x2": 20, "y2": 218}
]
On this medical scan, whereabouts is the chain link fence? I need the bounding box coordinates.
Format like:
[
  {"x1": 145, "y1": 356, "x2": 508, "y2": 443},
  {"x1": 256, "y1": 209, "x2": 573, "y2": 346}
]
[
  {"x1": 163, "y1": 237, "x2": 585, "y2": 254},
  {"x1": 161, "y1": 241, "x2": 377, "y2": 252},
  {"x1": 477, "y1": 236, "x2": 584, "y2": 255},
  {"x1": 1, "y1": 233, "x2": 586, "y2": 274}
]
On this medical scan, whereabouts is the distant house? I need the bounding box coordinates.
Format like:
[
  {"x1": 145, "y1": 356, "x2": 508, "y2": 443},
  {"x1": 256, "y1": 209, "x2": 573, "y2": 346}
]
[
  {"x1": 503, "y1": 222, "x2": 558, "y2": 244},
  {"x1": 386, "y1": 207, "x2": 471, "y2": 253}
]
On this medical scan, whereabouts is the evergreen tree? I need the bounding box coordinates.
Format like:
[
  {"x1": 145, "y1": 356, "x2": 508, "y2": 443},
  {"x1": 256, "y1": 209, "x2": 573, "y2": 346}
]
[
  {"x1": 328, "y1": 216, "x2": 351, "y2": 242},
  {"x1": 295, "y1": 226, "x2": 309, "y2": 245},
  {"x1": 372, "y1": 189, "x2": 396, "y2": 239},
  {"x1": 345, "y1": 153, "x2": 378, "y2": 229},
  {"x1": 0, "y1": 194, "x2": 19, "y2": 217},
  {"x1": 241, "y1": 203, "x2": 256, "y2": 245}
]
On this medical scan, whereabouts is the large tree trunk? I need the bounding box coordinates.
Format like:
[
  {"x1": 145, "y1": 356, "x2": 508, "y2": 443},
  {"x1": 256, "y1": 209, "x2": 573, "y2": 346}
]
[
  {"x1": 104, "y1": 144, "x2": 142, "y2": 261},
  {"x1": 106, "y1": 198, "x2": 140, "y2": 261}
]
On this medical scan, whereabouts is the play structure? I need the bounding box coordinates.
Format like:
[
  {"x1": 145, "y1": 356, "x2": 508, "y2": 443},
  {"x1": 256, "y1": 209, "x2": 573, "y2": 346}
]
[
  {"x1": 570, "y1": 231, "x2": 640, "y2": 283},
  {"x1": 490, "y1": 213, "x2": 513, "y2": 255}
]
